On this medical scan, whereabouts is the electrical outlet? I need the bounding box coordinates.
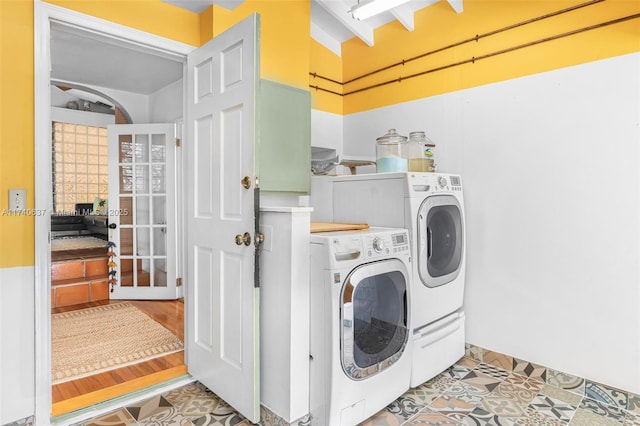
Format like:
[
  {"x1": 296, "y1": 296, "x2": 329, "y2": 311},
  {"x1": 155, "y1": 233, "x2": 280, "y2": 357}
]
[{"x1": 9, "y1": 189, "x2": 26, "y2": 211}]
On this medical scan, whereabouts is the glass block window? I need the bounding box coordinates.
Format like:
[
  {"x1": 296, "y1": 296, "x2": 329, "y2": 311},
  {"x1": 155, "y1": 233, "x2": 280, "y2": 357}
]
[{"x1": 52, "y1": 122, "x2": 108, "y2": 213}]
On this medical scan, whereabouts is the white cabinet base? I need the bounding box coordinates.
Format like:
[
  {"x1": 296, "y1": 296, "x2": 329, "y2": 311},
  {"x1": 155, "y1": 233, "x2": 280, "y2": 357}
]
[{"x1": 259, "y1": 207, "x2": 312, "y2": 422}]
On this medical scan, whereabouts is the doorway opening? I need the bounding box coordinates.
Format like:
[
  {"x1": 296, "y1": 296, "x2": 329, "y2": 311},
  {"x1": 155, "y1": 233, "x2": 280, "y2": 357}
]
[
  {"x1": 47, "y1": 109, "x2": 185, "y2": 416},
  {"x1": 36, "y1": 5, "x2": 262, "y2": 424},
  {"x1": 40, "y1": 13, "x2": 189, "y2": 418}
]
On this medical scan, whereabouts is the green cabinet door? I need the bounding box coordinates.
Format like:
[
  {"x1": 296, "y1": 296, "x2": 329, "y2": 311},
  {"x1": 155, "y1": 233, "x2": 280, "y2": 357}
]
[{"x1": 257, "y1": 79, "x2": 311, "y2": 193}]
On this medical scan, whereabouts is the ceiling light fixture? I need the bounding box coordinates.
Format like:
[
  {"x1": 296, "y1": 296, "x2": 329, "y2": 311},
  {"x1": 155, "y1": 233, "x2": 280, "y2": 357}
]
[{"x1": 349, "y1": 0, "x2": 412, "y2": 20}]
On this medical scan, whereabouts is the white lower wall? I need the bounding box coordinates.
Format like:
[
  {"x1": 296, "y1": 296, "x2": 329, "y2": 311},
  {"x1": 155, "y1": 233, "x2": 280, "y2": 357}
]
[
  {"x1": 0, "y1": 266, "x2": 35, "y2": 424},
  {"x1": 311, "y1": 109, "x2": 356, "y2": 175},
  {"x1": 309, "y1": 109, "x2": 343, "y2": 218},
  {"x1": 311, "y1": 109, "x2": 343, "y2": 152},
  {"x1": 343, "y1": 53, "x2": 640, "y2": 393}
]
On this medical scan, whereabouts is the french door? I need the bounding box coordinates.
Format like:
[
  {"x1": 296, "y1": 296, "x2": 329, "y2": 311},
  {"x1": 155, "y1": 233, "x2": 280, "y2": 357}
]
[{"x1": 107, "y1": 123, "x2": 178, "y2": 299}]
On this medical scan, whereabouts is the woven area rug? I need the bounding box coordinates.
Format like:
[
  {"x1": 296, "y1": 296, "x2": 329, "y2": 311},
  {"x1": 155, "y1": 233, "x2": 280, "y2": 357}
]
[
  {"x1": 51, "y1": 236, "x2": 108, "y2": 261},
  {"x1": 52, "y1": 302, "x2": 184, "y2": 384},
  {"x1": 51, "y1": 236, "x2": 107, "y2": 252}
]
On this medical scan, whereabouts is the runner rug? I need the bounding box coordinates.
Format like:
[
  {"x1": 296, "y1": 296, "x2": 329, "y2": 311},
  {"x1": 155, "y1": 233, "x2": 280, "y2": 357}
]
[{"x1": 52, "y1": 302, "x2": 183, "y2": 384}]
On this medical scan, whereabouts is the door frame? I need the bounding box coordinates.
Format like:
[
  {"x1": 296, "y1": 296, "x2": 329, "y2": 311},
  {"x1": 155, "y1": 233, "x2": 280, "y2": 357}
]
[{"x1": 34, "y1": 2, "x2": 194, "y2": 422}]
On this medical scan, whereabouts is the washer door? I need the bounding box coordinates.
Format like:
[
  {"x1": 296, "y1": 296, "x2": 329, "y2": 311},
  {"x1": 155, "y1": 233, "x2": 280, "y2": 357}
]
[
  {"x1": 341, "y1": 259, "x2": 409, "y2": 380},
  {"x1": 417, "y1": 195, "x2": 464, "y2": 288}
]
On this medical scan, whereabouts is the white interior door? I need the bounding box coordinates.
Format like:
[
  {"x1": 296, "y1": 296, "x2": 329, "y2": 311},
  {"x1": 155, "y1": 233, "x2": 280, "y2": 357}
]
[
  {"x1": 185, "y1": 14, "x2": 260, "y2": 423},
  {"x1": 108, "y1": 123, "x2": 178, "y2": 299}
]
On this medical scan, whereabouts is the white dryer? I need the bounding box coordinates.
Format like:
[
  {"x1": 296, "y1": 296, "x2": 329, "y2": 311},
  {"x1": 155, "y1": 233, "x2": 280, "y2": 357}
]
[
  {"x1": 309, "y1": 227, "x2": 412, "y2": 426},
  {"x1": 332, "y1": 172, "x2": 466, "y2": 387}
]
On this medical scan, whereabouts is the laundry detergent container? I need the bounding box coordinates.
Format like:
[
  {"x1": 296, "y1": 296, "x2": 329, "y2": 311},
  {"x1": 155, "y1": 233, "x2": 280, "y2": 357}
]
[
  {"x1": 407, "y1": 131, "x2": 436, "y2": 172},
  {"x1": 376, "y1": 129, "x2": 408, "y2": 173}
]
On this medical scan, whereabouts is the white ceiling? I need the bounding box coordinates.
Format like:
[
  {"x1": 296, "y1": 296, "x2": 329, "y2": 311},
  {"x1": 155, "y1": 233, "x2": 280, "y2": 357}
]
[
  {"x1": 50, "y1": 0, "x2": 463, "y2": 97},
  {"x1": 162, "y1": 0, "x2": 461, "y2": 54},
  {"x1": 310, "y1": 0, "x2": 443, "y2": 53},
  {"x1": 50, "y1": 22, "x2": 184, "y2": 96},
  {"x1": 164, "y1": 0, "x2": 244, "y2": 13}
]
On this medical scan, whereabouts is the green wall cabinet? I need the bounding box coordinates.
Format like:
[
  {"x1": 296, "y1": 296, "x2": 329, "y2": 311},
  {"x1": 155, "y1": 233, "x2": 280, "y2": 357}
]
[{"x1": 257, "y1": 79, "x2": 311, "y2": 194}]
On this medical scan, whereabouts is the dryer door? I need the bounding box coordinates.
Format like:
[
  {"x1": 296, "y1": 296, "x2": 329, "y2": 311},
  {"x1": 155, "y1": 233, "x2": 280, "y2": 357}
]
[
  {"x1": 341, "y1": 259, "x2": 409, "y2": 380},
  {"x1": 417, "y1": 195, "x2": 464, "y2": 288}
]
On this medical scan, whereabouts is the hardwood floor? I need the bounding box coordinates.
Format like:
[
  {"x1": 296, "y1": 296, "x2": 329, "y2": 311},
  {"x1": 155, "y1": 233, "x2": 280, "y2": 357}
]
[{"x1": 51, "y1": 299, "x2": 185, "y2": 416}]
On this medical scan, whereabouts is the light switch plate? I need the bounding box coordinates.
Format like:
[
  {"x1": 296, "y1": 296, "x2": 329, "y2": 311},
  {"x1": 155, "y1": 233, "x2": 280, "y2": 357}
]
[{"x1": 9, "y1": 189, "x2": 26, "y2": 211}]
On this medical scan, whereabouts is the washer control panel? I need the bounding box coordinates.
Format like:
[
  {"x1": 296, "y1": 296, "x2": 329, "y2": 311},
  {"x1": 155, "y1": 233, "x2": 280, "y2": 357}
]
[
  {"x1": 363, "y1": 229, "x2": 410, "y2": 260},
  {"x1": 321, "y1": 228, "x2": 410, "y2": 266}
]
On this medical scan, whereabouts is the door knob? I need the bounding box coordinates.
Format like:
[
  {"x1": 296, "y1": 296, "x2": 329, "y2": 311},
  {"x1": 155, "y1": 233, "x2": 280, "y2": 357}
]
[
  {"x1": 235, "y1": 232, "x2": 251, "y2": 246},
  {"x1": 241, "y1": 176, "x2": 251, "y2": 189},
  {"x1": 108, "y1": 223, "x2": 117, "y2": 229}
]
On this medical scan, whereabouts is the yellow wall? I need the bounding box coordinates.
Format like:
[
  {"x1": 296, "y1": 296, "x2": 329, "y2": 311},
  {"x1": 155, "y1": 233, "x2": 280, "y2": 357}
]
[
  {"x1": 210, "y1": 0, "x2": 311, "y2": 90},
  {"x1": 0, "y1": 0, "x2": 35, "y2": 267},
  {"x1": 309, "y1": 39, "x2": 343, "y2": 114},
  {"x1": 0, "y1": 0, "x2": 200, "y2": 268},
  {"x1": 311, "y1": 0, "x2": 640, "y2": 114},
  {"x1": 0, "y1": 0, "x2": 313, "y2": 268},
  {"x1": 200, "y1": 5, "x2": 214, "y2": 45}
]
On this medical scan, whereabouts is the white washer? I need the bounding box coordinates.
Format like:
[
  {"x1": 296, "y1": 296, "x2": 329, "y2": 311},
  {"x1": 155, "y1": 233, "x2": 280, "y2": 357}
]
[
  {"x1": 332, "y1": 172, "x2": 466, "y2": 387},
  {"x1": 309, "y1": 227, "x2": 412, "y2": 426}
]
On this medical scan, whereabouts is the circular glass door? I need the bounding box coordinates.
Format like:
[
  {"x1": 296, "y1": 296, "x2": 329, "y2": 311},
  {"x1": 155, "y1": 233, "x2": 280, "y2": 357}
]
[
  {"x1": 341, "y1": 259, "x2": 409, "y2": 380},
  {"x1": 417, "y1": 195, "x2": 463, "y2": 288}
]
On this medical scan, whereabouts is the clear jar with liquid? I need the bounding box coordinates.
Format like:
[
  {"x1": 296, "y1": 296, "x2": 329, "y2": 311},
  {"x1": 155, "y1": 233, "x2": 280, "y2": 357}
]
[
  {"x1": 376, "y1": 129, "x2": 408, "y2": 173},
  {"x1": 407, "y1": 131, "x2": 436, "y2": 172}
]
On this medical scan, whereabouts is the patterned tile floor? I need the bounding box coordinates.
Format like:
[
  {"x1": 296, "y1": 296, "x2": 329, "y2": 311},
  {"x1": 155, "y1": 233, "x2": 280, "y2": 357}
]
[
  {"x1": 75, "y1": 356, "x2": 640, "y2": 426},
  {"x1": 361, "y1": 356, "x2": 640, "y2": 426},
  {"x1": 74, "y1": 382, "x2": 250, "y2": 426}
]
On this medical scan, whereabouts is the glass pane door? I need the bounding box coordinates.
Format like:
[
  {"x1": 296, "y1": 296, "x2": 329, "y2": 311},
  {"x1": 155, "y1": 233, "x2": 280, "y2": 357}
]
[
  {"x1": 108, "y1": 124, "x2": 176, "y2": 300},
  {"x1": 118, "y1": 133, "x2": 167, "y2": 288}
]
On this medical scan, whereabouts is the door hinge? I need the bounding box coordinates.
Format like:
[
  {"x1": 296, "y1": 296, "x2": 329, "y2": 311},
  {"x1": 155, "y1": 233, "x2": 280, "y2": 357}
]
[
  {"x1": 175, "y1": 137, "x2": 181, "y2": 147},
  {"x1": 176, "y1": 277, "x2": 183, "y2": 287}
]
